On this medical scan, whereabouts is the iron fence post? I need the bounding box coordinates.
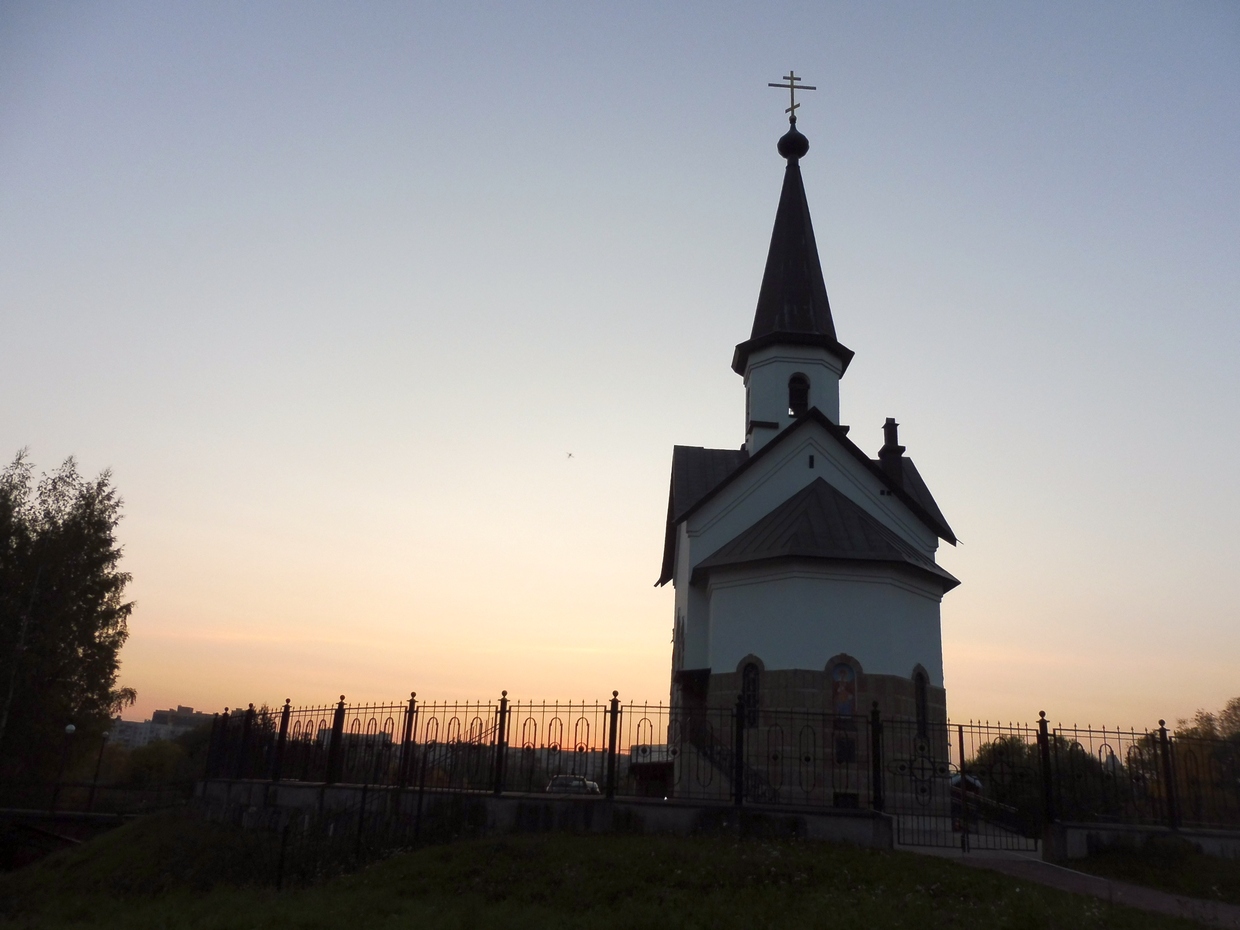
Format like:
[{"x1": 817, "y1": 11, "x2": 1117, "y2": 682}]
[
  {"x1": 1158, "y1": 720, "x2": 1179, "y2": 831},
  {"x1": 415, "y1": 740, "x2": 430, "y2": 842},
  {"x1": 325, "y1": 696, "x2": 346, "y2": 785},
  {"x1": 493, "y1": 691, "x2": 509, "y2": 796},
  {"x1": 205, "y1": 712, "x2": 223, "y2": 778},
  {"x1": 606, "y1": 691, "x2": 620, "y2": 800},
  {"x1": 398, "y1": 692, "x2": 417, "y2": 788},
  {"x1": 957, "y1": 723, "x2": 969, "y2": 853},
  {"x1": 356, "y1": 782, "x2": 368, "y2": 858},
  {"x1": 220, "y1": 709, "x2": 233, "y2": 777},
  {"x1": 733, "y1": 695, "x2": 745, "y2": 808},
  {"x1": 1037, "y1": 711, "x2": 1055, "y2": 826},
  {"x1": 270, "y1": 699, "x2": 291, "y2": 782},
  {"x1": 234, "y1": 704, "x2": 256, "y2": 779},
  {"x1": 869, "y1": 702, "x2": 884, "y2": 812},
  {"x1": 399, "y1": 694, "x2": 419, "y2": 788}
]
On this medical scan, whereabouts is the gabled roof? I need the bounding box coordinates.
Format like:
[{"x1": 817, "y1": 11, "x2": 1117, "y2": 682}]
[
  {"x1": 693, "y1": 478, "x2": 959, "y2": 591},
  {"x1": 732, "y1": 120, "x2": 853, "y2": 376},
  {"x1": 693, "y1": 409, "x2": 953, "y2": 534},
  {"x1": 658, "y1": 446, "x2": 748, "y2": 586},
  {"x1": 655, "y1": 409, "x2": 955, "y2": 587},
  {"x1": 659, "y1": 411, "x2": 957, "y2": 585},
  {"x1": 671, "y1": 446, "x2": 749, "y2": 522}
]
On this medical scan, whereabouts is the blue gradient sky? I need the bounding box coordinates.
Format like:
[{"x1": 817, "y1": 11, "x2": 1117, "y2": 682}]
[{"x1": 2, "y1": 3, "x2": 1237, "y2": 726}]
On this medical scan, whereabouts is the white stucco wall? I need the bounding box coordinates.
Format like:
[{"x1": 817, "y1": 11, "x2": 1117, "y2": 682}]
[
  {"x1": 744, "y1": 345, "x2": 845, "y2": 451},
  {"x1": 705, "y1": 561, "x2": 945, "y2": 686}
]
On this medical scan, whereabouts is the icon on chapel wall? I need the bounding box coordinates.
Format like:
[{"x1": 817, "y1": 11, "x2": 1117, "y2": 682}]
[{"x1": 831, "y1": 663, "x2": 856, "y2": 716}]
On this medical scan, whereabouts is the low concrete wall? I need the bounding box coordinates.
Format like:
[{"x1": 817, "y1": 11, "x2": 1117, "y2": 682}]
[
  {"x1": 198, "y1": 779, "x2": 893, "y2": 849},
  {"x1": 1045, "y1": 822, "x2": 1240, "y2": 861}
]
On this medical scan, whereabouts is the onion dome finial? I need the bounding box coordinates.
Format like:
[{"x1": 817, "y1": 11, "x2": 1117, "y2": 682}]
[{"x1": 778, "y1": 116, "x2": 809, "y2": 161}]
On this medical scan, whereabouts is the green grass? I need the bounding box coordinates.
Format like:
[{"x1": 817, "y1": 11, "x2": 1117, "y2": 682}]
[
  {"x1": 0, "y1": 811, "x2": 1203, "y2": 929},
  {"x1": 1070, "y1": 835, "x2": 1240, "y2": 906}
]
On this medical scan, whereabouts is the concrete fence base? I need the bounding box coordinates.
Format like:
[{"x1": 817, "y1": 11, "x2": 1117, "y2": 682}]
[
  {"x1": 197, "y1": 779, "x2": 894, "y2": 849},
  {"x1": 1044, "y1": 821, "x2": 1240, "y2": 861}
]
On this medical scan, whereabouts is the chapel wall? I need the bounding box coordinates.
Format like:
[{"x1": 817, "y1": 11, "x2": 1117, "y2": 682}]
[{"x1": 703, "y1": 565, "x2": 946, "y2": 686}]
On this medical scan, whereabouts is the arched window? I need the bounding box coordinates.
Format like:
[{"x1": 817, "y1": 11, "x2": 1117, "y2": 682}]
[
  {"x1": 830, "y1": 663, "x2": 856, "y2": 716},
  {"x1": 914, "y1": 670, "x2": 929, "y2": 738},
  {"x1": 741, "y1": 662, "x2": 760, "y2": 728},
  {"x1": 787, "y1": 374, "x2": 809, "y2": 417}
]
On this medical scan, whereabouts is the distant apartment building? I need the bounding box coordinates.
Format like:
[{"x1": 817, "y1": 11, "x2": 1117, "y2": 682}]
[{"x1": 111, "y1": 705, "x2": 215, "y2": 749}]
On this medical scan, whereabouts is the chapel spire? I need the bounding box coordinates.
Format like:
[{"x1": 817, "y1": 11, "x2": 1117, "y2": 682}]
[{"x1": 731, "y1": 114, "x2": 854, "y2": 376}]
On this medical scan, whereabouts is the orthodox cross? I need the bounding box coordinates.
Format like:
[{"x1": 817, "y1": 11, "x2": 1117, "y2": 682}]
[{"x1": 768, "y1": 71, "x2": 816, "y2": 116}]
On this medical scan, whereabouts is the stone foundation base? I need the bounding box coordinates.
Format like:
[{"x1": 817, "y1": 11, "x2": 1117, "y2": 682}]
[
  {"x1": 680, "y1": 664, "x2": 947, "y2": 727},
  {"x1": 197, "y1": 779, "x2": 895, "y2": 849}
]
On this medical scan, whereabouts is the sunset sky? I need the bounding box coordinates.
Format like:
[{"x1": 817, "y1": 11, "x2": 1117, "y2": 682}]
[{"x1": 2, "y1": 3, "x2": 1237, "y2": 729}]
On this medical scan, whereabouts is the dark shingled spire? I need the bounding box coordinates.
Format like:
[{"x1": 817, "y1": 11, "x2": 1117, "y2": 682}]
[{"x1": 732, "y1": 117, "x2": 854, "y2": 375}]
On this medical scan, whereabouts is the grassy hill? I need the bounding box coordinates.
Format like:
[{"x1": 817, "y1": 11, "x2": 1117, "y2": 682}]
[{"x1": 0, "y1": 811, "x2": 1203, "y2": 929}]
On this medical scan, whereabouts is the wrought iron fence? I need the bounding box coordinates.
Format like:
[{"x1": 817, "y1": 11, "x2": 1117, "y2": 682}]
[
  {"x1": 206, "y1": 695, "x2": 879, "y2": 809},
  {"x1": 210, "y1": 698, "x2": 419, "y2": 787},
  {"x1": 1173, "y1": 730, "x2": 1240, "y2": 828},
  {"x1": 878, "y1": 718, "x2": 1045, "y2": 850},
  {"x1": 202, "y1": 693, "x2": 1240, "y2": 846},
  {"x1": 1049, "y1": 720, "x2": 1240, "y2": 830}
]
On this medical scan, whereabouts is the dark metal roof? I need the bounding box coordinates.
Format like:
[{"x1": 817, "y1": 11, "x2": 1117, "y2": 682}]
[
  {"x1": 881, "y1": 458, "x2": 953, "y2": 542},
  {"x1": 671, "y1": 446, "x2": 748, "y2": 522},
  {"x1": 657, "y1": 446, "x2": 748, "y2": 586},
  {"x1": 693, "y1": 478, "x2": 959, "y2": 591},
  {"x1": 673, "y1": 409, "x2": 954, "y2": 542},
  {"x1": 731, "y1": 127, "x2": 853, "y2": 376}
]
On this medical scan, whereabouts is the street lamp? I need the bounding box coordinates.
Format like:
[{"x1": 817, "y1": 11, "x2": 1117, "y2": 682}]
[
  {"x1": 87, "y1": 730, "x2": 110, "y2": 813},
  {"x1": 50, "y1": 723, "x2": 76, "y2": 813}
]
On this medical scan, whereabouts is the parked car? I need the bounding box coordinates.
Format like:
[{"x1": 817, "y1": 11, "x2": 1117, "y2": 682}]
[
  {"x1": 950, "y1": 773, "x2": 984, "y2": 794},
  {"x1": 545, "y1": 774, "x2": 600, "y2": 795}
]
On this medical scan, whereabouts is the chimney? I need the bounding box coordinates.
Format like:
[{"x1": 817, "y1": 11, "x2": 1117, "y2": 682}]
[{"x1": 878, "y1": 417, "x2": 905, "y2": 488}]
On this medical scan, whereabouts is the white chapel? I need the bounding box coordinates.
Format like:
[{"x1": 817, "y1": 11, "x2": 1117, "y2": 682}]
[{"x1": 658, "y1": 109, "x2": 959, "y2": 729}]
